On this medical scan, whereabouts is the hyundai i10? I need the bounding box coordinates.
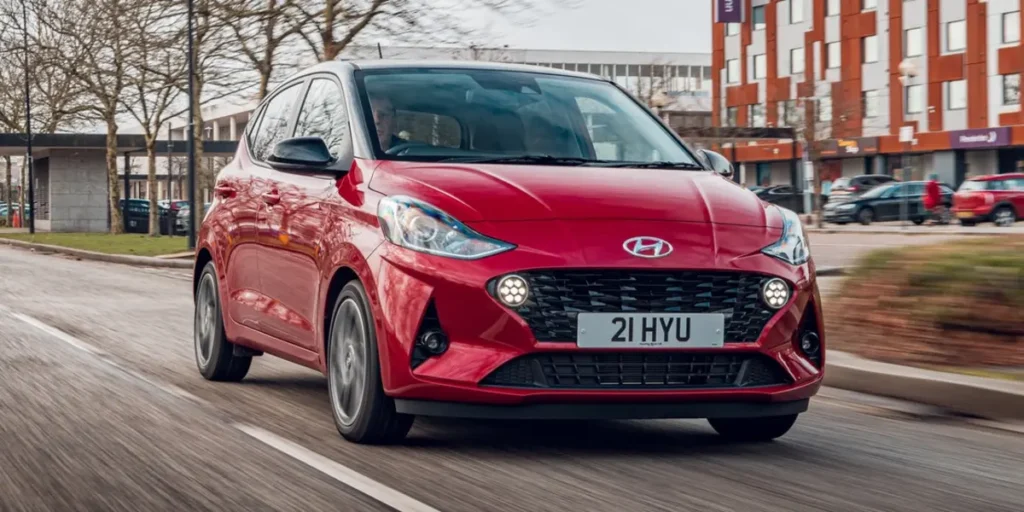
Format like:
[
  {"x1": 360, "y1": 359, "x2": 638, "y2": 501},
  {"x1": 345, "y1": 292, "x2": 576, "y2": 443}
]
[{"x1": 192, "y1": 60, "x2": 824, "y2": 444}]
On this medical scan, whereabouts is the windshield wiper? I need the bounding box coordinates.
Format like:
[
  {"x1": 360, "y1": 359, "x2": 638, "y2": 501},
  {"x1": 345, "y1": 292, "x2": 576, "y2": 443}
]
[
  {"x1": 441, "y1": 155, "x2": 596, "y2": 166},
  {"x1": 600, "y1": 161, "x2": 706, "y2": 170}
]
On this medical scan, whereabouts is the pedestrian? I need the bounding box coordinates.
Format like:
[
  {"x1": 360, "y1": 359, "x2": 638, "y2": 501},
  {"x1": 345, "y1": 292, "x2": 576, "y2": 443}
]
[{"x1": 923, "y1": 173, "x2": 942, "y2": 224}]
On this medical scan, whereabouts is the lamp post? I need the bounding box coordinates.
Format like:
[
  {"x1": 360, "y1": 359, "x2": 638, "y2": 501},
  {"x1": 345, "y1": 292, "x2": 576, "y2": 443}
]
[
  {"x1": 22, "y1": 0, "x2": 34, "y2": 234},
  {"x1": 898, "y1": 60, "x2": 919, "y2": 230},
  {"x1": 186, "y1": 0, "x2": 197, "y2": 249}
]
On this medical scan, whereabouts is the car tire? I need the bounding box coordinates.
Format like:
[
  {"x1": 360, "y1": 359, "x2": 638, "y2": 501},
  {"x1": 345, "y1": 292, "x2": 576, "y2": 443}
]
[
  {"x1": 993, "y1": 206, "x2": 1016, "y2": 227},
  {"x1": 327, "y1": 281, "x2": 414, "y2": 445},
  {"x1": 912, "y1": 217, "x2": 925, "y2": 225},
  {"x1": 194, "y1": 262, "x2": 252, "y2": 382},
  {"x1": 708, "y1": 414, "x2": 798, "y2": 442},
  {"x1": 857, "y1": 208, "x2": 874, "y2": 225}
]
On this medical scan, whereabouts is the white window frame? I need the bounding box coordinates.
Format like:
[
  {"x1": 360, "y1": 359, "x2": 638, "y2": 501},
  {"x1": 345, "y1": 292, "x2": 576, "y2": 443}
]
[
  {"x1": 752, "y1": 5, "x2": 766, "y2": 30},
  {"x1": 726, "y1": 23, "x2": 740, "y2": 37},
  {"x1": 905, "y1": 28, "x2": 923, "y2": 58},
  {"x1": 790, "y1": 48, "x2": 805, "y2": 74},
  {"x1": 790, "y1": 0, "x2": 804, "y2": 24},
  {"x1": 862, "y1": 35, "x2": 879, "y2": 64},
  {"x1": 726, "y1": 59, "x2": 740, "y2": 84},
  {"x1": 753, "y1": 54, "x2": 767, "y2": 80},
  {"x1": 826, "y1": 0, "x2": 839, "y2": 17},
  {"x1": 863, "y1": 90, "x2": 879, "y2": 118},
  {"x1": 1003, "y1": 12, "x2": 1020, "y2": 45},
  {"x1": 905, "y1": 84, "x2": 924, "y2": 114},
  {"x1": 862, "y1": 0, "x2": 877, "y2": 11},
  {"x1": 1003, "y1": 74, "x2": 1021, "y2": 106},
  {"x1": 946, "y1": 20, "x2": 966, "y2": 53},
  {"x1": 827, "y1": 42, "x2": 841, "y2": 69},
  {"x1": 946, "y1": 80, "x2": 966, "y2": 110}
]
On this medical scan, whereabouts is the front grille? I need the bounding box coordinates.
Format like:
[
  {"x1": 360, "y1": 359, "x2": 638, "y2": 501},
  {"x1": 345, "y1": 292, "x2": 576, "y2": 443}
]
[
  {"x1": 504, "y1": 270, "x2": 778, "y2": 343},
  {"x1": 482, "y1": 352, "x2": 790, "y2": 389}
]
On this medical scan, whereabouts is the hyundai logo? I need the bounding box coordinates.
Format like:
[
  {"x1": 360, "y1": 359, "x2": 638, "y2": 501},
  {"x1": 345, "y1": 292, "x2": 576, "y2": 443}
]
[{"x1": 623, "y1": 236, "x2": 673, "y2": 258}]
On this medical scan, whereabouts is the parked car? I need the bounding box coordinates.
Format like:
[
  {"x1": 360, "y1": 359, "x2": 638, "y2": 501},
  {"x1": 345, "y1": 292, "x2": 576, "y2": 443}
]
[
  {"x1": 823, "y1": 180, "x2": 953, "y2": 225},
  {"x1": 118, "y1": 199, "x2": 174, "y2": 234},
  {"x1": 829, "y1": 174, "x2": 896, "y2": 201},
  {"x1": 192, "y1": 60, "x2": 824, "y2": 445},
  {"x1": 755, "y1": 184, "x2": 806, "y2": 213},
  {"x1": 174, "y1": 202, "x2": 211, "y2": 235},
  {"x1": 952, "y1": 173, "x2": 1024, "y2": 227}
]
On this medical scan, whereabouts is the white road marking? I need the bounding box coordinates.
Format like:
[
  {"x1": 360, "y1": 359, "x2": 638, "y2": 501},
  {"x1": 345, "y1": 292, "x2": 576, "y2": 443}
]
[
  {"x1": 3, "y1": 307, "x2": 443, "y2": 512},
  {"x1": 236, "y1": 424, "x2": 442, "y2": 512}
]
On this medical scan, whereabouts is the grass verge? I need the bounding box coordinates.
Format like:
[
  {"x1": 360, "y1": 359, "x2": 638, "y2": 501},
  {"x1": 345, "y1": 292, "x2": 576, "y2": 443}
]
[{"x1": 0, "y1": 233, "x2": 190, "y2": 257}]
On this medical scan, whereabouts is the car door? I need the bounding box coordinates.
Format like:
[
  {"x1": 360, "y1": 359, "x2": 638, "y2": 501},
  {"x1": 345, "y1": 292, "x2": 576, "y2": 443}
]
[
  {"x1": 871, "y1": 183, "x2": 903, "y2": 220},
  {"x1": 257, "y1": 76, "x2": 353, "y2": 351}
]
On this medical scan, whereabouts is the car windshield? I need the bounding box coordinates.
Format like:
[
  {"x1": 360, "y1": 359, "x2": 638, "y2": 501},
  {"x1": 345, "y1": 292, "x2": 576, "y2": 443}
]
[
  {"x1": 356, "y1": 67, "x2": 701, "y2": 168},
  {"x1": 958, "y1": 180, "x2": 986, "y2": 192}
]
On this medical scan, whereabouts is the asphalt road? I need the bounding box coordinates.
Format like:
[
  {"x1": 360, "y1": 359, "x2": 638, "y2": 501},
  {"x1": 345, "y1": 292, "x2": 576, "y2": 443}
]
[{"x1": 1, "y1": 240, "x2": 1022, "y2": 511}]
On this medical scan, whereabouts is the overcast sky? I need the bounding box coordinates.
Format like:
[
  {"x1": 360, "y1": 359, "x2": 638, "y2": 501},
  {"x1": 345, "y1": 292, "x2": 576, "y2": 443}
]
[{"x1": 457, "y1": 0, "x2": 712, "y2": 53}]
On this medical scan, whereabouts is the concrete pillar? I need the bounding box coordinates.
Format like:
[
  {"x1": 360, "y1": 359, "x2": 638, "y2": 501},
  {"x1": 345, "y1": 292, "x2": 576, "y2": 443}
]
[
  {"x1": 47, "y1": 149, "x2": 109, "y2": 232},
  {"x1": 212, "y1": 121, "x2": 220, "y2": 141},
  {"x1": 229, "y1": 116, "x2": 237, "y2": 140}
]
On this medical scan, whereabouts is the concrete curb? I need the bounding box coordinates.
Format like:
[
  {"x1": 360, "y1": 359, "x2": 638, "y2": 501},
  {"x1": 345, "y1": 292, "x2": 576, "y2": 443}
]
[
  {"x1": 0, "y1": 238, "x2": 193, "y2": 269},
  {"x1": 825, "y1": 351, "x2": 1024, "y2": 421}
]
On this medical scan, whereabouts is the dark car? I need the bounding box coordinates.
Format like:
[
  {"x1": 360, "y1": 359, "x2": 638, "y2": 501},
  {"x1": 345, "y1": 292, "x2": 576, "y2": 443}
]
[
  {"x1": 829, "y1": 174, "x2": 896, "y2": 201},
  {"x1": 823, "y1": 180, "x2": 954, "y2": 225},
  {"x1": 755, "y1": 185, "x2": 806, "y2": 213}
]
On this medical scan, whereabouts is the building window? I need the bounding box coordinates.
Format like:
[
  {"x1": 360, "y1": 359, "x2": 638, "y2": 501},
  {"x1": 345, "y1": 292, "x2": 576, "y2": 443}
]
[
  {"x1": 863, "y1": 90, "x2": 880, "y2": 118},
  {"x1": 862, "y1": 0, "x2": 876, "y2": 10},
  {"x1": 726, "y1": 23, "x2": 740, "y2": 36},
  {"x1": 726, "y1": 107, "x2": 738, "y2": 127},
  {"x1": 862, "y1": 35, "x2": 878, "y2": 63},
  {"x1": 753, "y1": 54, "x2": 767, "y2": 79},
  {"x1": 1004, "y1": 74, "x2": 1021, "y2": 105},
  {"x1": 1003, "y1": 12, "x2": 1020, "y2": 44},
  {"x1": 947, "y1": 20, "x2": 966, "y2": 52},
  {"x1": 827, "y1": 42, "x2": 841, "y2": 69},
  {"x1": 818, "y1": 95, "x2": 833, "y2": 122},
  {"x1": 946, "y1": 80, "x2": 966, "y2": 110},
  {"x1": 791, "y1": 0, "x2": 804, "y2": 24},
  {"x1": 752, "y1": 5, "x2": 766, "y2": 30},
  {"x1": 750, "y1": 104, "x2": 766, "y2": 127},
  {"x1": 790, "y1": 48, "x2": 805, "y2": 74},
  {"x1": 726, "y1": 59, "x2": 740, "y2": 84},
  {"x1": 778, "y1": 100, "x2": 797, "y2": 127},
  {"x1": 905, "y1": 84, "x2": 924, "y2": 114},
  {"x1": 905, "y1": 28, "x2": 923, "y2": 57},
  {"x1": 826, "y1": 0, "x2": 839, "y2": 17}
]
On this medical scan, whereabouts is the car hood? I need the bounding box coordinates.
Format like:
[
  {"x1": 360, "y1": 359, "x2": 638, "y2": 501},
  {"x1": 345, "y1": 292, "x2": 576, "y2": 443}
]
[{"x1": 368, "y1": 161, "x2": 781, "y2": 228}]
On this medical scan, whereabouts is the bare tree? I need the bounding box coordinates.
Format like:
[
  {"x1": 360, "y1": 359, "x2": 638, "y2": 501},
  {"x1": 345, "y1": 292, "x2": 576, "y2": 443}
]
[
  {"x1": 122, "y1": 1, "x2": 187, "y2": 235},
  {"x1": 214, "y1": 0, "x2": 306, "y2": 99}
]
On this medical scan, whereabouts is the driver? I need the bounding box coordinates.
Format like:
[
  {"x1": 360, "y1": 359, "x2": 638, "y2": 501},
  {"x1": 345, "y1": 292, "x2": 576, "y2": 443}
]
[{"x1": 368, "y1": 93, "x2": 404, "y2": 151}]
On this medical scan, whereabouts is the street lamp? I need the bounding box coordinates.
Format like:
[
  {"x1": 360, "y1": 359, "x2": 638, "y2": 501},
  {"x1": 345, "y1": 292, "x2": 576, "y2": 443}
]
[
  {"x1": 898, "y1": 60, "x2": 919, "y2": 229},
  {"x1": 22, "y1": 0, "x2": 34, "y2": 234},
  {"x1": 186, "y1": 0, "x2": 197, "y2": 249}
]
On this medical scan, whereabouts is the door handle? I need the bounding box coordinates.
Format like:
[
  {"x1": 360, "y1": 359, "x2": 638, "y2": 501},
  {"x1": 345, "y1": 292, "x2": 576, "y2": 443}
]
[
  {"x1": 214, "y1": 184, "x2": 236, "y2": 198},
  {"x1": 261, "y1": 191, "x2": 281, "y2": 206}
]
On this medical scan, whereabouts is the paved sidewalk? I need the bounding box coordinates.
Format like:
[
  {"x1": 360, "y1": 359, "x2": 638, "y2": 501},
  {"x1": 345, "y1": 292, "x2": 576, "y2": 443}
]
[{"x1": 806, "y1": 221, "x2": 1023, "y2": 235}]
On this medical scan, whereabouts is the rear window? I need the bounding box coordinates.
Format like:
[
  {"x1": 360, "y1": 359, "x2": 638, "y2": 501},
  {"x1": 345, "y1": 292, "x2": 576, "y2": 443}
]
[
  {"x1": 958, "y1": 180, "x2": 986, "y2": 192},
  {"x1": 833, "y1": 178, "x2": 851, "y2": 189}
]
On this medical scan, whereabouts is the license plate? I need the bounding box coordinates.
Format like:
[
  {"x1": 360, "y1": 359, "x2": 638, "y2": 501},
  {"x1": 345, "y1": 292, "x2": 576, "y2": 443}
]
[
  {"x1": 956, "y1": 211, "x2": 973, "y2": 218},
  {"x1": 576, "y1": 313, "x2": 725, "y2": 349}
]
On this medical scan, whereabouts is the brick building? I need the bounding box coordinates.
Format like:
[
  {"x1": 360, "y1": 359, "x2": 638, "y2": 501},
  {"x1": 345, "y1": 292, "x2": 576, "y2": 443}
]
[{"x1": 712, "y1": 0, "x2": 1024, "y2": 189}]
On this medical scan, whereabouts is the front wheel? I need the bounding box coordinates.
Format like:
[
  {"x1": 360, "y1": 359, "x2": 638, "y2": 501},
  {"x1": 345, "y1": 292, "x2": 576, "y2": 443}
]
[
  {"x1": 194, "y1": 262, "x2": 252, "y2": 382},
  {"x1": 327, "y1": 281, "x2": 414, "y2": 444},
  {"x1": 993, "y1": 206, "x2": 1016, "y2": 227},
  {"x1": 857, "y1": 208, "x2": 874, "y2": 225},
  {"x1": 708, "y1": 414, "x2": 798, "y2": 442}
]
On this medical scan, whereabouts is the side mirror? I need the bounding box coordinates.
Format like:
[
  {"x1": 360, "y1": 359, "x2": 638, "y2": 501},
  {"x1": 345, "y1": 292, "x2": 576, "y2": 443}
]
[
  {"x1": 699, "y1": 149, "x2": 734, "y2": 179},
  {"x1": 267, "y1": 137, "x2": 335, "y2": 172}
]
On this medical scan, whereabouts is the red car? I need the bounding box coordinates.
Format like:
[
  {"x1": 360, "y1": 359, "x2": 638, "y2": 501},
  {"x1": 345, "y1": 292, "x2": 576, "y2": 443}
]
[
  {"x1": 192, "y1": 61, "x2": 824, "y2": 444},
  {"x1": 953, "y1": 173, "x2": 1024, "y2": 227}
]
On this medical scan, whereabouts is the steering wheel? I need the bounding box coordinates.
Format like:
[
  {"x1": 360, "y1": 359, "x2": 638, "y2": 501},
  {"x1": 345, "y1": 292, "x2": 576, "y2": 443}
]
[{"x1": 384, "y1": 141, "x2": 427, "y2": 156}]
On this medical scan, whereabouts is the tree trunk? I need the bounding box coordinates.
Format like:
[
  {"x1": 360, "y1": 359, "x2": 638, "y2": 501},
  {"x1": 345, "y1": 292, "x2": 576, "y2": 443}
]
[
  {"x1": 146, "y1": 137, "x2": 159, "y2": 236},
  {"x1": 106, "y1": 117, "x2": 124, "y2": 234},
  {"x1": 4, "y1": 156, "x2": 11, "y2": 226}
]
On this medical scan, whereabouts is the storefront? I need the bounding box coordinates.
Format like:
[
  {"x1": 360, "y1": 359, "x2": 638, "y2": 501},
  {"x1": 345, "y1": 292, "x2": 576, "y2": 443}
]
[
  {"x1": 817, "y1": 137, "x2": 882, "y2": 183},
  {"x1": 947, "y1": 127, "x2": 1012, "y2": 187}
]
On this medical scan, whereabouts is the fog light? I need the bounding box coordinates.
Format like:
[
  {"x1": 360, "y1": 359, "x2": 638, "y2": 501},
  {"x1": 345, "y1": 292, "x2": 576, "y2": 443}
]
[
  {"x1": 418, "y1": 330, "x2": 448, "y2": 356},
  {"x1": 496, "y1": 275, "x2": 529, "y2": 307},
  {"x1": 761, "y1": 278, "x2": 790, "y2": 309},
  {"x1": 800, "y1": 332, "x2": 820, "y2": 355}
]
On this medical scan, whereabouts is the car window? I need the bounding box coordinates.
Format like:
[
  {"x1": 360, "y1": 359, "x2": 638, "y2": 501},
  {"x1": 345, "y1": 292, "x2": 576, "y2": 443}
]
[
  {"x1": 293, "y1": 78, "x2": 350, "y2": 159},
  {"x1": 357, "y1": 68, "x2": 699, "y2": 167},
  {"x1": 1009, "y1": 179, "x2": 1024, "y2": 190},
  {"x1": 862, "y1": 182, "x2": 896, "y2": 199},
  {"x1": 251, "y1": 83, "x2": 302, "y2": 162},
  {"x1": 988, "y1": 180, "x2": 1008, "y2": 191},
  {"x1": 958, "y1": 180, "x2": 984, "y2": 192}
]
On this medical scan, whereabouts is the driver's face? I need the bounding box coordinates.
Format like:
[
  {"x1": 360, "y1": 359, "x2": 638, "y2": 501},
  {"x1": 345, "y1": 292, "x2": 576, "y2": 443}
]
[{"x1": 370, "y1": 97, "x2": 395, "y2": 150}]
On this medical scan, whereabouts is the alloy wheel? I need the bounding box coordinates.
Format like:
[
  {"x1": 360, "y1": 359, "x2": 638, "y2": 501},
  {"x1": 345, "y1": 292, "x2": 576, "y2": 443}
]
[
  {"x1": 194, "y1": 272, "x2": 217, "y2": 369},
  {"x1": 329, "y1": 298, "x2": 368, "y2": 427}
]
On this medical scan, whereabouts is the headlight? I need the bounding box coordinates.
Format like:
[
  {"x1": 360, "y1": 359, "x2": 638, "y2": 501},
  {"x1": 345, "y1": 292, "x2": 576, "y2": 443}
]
[
  {"x1": 761, "y1": 206, "x2": 809, "y2": 265},
  {"x1": 377, "y1": 195, "x2": 514, "y2": 259}
]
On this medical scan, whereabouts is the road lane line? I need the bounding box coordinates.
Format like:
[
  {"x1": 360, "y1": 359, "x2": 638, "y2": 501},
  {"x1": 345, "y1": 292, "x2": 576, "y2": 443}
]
[
  {"x1": 235, "y1": 424, "x2": 442, "y2": 512},
  {"x1": 5, "y1": 306, "x2": 442, "y2": 512}
]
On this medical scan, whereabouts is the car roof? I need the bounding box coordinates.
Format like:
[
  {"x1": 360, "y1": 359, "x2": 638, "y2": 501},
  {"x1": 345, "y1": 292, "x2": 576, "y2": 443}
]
[
  {"x1": 284, "y1": 59, "x2": 610, "y2": 84},
  {"x1": 970, "y1": 172, "x2": 1024, "y2": 181}
]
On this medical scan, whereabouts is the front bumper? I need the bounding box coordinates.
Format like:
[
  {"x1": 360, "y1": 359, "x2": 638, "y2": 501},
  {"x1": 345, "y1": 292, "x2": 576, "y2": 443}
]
[
  {"x1": 366, "y1": 220, "x2": 824, "y2": 418},
  {"x1": 823, "y1": 207, "x2": 857, "y2": 223}
]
